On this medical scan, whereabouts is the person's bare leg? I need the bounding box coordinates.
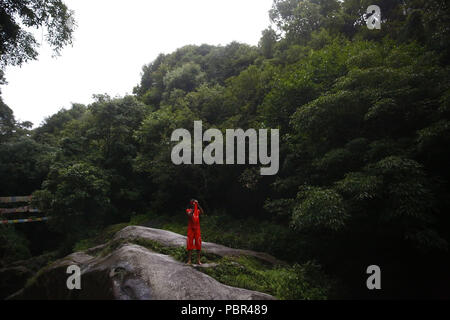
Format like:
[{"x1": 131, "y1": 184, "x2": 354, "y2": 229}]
[
  {"x1": 187, "y1": 250, "x2": 192, "y2": 264},
  {"x1": 197, "y1": 250, "x2": 202, "y2": 265}
]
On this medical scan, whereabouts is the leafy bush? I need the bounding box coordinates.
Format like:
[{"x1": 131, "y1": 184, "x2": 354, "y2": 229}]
[
  {"x1": 33, "y1": 162, "x2": 112, "y2": 247},
  {"x1": 291, "y1": 186, "x2": 348, "y2": 231},
  {"x1": 0, "y1": 226, "x2": 31, "y2": 266},
  {"x1": 201, "y1": 256, "x2": 331, "y2": 300},
  {"x1": 268, "y1": 262, "x2": 331, "y2": 300}
]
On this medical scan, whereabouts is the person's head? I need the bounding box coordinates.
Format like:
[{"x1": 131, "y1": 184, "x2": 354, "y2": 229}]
[{"x1": 189, "y1": 199, "x2": 197, "y2": 207}]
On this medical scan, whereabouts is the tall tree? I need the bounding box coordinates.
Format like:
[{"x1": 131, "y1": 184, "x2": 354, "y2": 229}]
[{"x1": 0, "y1": 0, "x2": 75, "y2": 67}]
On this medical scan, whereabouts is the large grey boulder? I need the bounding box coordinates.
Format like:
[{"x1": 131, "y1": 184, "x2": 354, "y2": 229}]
[
  {"x1": 0, "y1": 265, "x2": 32, "y2": 299},
  {"x1": 9, "y1": 226, "x2": 277, "y2": 300},
  {"x1": 0, "y1": 252, "x2": 57, "y2": 299},
  {"x1": 114, "y1": 226, "x2": 284, "y2": 265}
]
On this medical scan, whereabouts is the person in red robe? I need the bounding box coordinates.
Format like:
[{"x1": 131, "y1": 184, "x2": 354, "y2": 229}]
[{"x1": 185, "y1": 199, "x2": 204, "y2": 265}]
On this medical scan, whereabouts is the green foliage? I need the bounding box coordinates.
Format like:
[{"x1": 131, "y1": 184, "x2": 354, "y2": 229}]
[
  {"x1": 184, "y1": 84, "x2": 229, "y2": 124},
  {"x1": 1, "y1": 0, "x2": 450, "y2": 298},
  {"x1": 201, "y1": 256, "x2": 330, "y2": 300},
  {"x1": 259, "y1": 27, "x2": 278, "y2": 59},
  {"x1": 134, "y1": 42, "x2": 259, "y2": 106},
  {"x1": 267, "y1": 262, "x2": 331, "y2": 299},
  {"x1": 263, "y1": 198, "x2": 295, "y2": 219},
  {"x1": 0, "y1": 0, "x2": 75, "y2": 67},
  {"x1": 32, "y1": 162, "x2": 112, "y2": 245},
  {"x1": 72, "y1": 222, "x2": 130, "y2": 252},
  {"x1": 0, "y1": 97, "x2": 34, "y2": 142},
  {"x1": 292, "y1": 186, "x2": 348, "y2": 231},
  {"x1": 0, "y1": 226, "x2": 31, "y2": 266},
  {"x1": 270, "y1": 0, "x2": 340, "y2": 45},
  {"x1": 335, "y1": 172, "x2": 382, "y2": 202},
  {"x1": 163, "y1": 62, "x2": 206, "y2": 93},
  {"x1": 0, "y1": 98, "x2": 15, "y2": 142},
  {"x1": 33, "y1": 104, "x2": 87, "y2": 145},
  {"x1": 0, "y1": 136, "x2": 54, "y2": 195},
  {"x1": 369, "y1": 156, "x2": 434, "y2": 219}
]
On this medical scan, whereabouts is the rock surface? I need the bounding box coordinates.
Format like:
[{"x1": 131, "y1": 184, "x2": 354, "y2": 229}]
[
  {"x1": 0, "y1": 252, "x2": 57, "y2": 299},
  {"x1": 9, "y1": 226, "x2": 277, "y2": 300},
  {"x1": 114, "y1": 226, "x2": 285, "y2": 265},
  {"x1": 0, "y1": 265, "x2": 32, "y2": 299}
]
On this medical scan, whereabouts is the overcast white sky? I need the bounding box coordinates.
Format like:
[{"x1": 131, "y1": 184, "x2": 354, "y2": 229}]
[{"x1": 1, "y1": 0, "x2": 274, "y2": 127}]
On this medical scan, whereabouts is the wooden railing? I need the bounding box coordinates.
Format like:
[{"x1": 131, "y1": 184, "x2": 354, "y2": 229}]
[{"x1": 0, "y1": 195, "x2": 49, "y2": 225}]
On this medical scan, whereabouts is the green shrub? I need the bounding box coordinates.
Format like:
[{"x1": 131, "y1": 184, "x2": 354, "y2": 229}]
[
  {"x1": 0, "y1": 226, "x2": 31, "y2": 266},
  {"x1": 200, "y1": 256, "x2": 330, "y2": 300}
]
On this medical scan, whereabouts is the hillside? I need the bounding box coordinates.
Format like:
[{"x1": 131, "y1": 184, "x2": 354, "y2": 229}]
[{"x1": 1, "y1": 0, "x2": 450, "y2": 299}]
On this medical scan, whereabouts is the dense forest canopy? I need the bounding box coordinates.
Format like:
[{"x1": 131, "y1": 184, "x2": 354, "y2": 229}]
[{"x1": 1, "y1": 0, "x2": 449, "y2": 298}]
